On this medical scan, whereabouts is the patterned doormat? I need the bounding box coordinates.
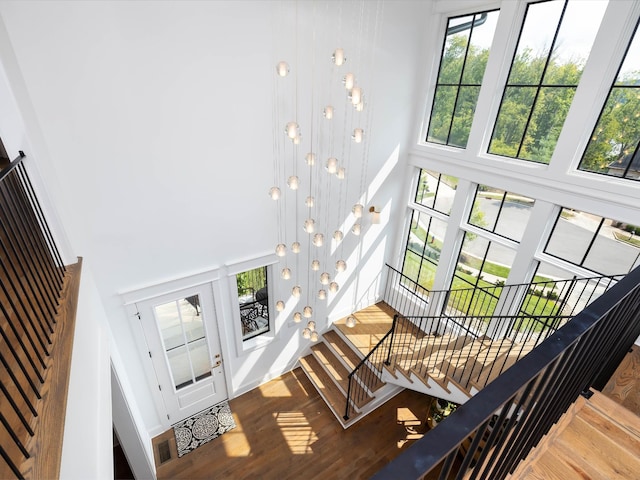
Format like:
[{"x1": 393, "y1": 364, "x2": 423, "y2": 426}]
[{"x1": 173, "y1": 400, "x2": 236, "y2": 458}]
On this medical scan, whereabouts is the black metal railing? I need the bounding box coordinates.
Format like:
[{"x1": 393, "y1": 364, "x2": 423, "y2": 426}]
[
  {"x1": 343, "y1": 264, "x2": 622, "y2": 420},
  {"x1": 372, "y1": 263, "x2": 640, "y2": 480},
  {"x1": 342, "y1": 267, "x2": 432, "y2": 419},
  {"x1": 343, "y1": 320, "x2": 397, "y2": 420},
  {"x1": 0, "y1": 152, "x2": 67, "y2": 479}
]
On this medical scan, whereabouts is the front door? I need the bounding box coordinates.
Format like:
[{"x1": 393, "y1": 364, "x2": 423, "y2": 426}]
[{"x1": 137, "y1": 284, "x2": 227, "y2": 424}]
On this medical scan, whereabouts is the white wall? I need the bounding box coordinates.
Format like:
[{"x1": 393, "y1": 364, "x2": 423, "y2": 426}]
[
  {"x1": 0, "y1": 0, "x2": 430, "y2": 465},
  {"x1": 59, "y1": 266, "x2": 113, "y2": 480}
]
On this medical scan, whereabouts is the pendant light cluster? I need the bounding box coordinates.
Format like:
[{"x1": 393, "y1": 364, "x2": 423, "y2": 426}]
[{"x1": 270, "y1": 41, "x2": 369, "y2": 342}]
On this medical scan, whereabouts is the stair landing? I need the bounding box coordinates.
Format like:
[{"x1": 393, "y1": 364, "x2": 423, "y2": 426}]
[{"x1": 333, "y1": 302, "x2": 396, "y2": 356}]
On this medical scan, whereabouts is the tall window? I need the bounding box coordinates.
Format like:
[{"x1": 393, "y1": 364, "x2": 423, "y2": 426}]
[
  {"x1": 426, "y1": 10, "x2": 499, "y2": 148},
  {"x1": 236, "y1": 266, "x2": 270, "y2": 340},
  {"x1": 488, "y1": 0, "x2": 607, "y2": 163},
  {"x1": 447, "y1": 184, "x2": 534, "y2": 317},
  {"x1": 544, "y1": 207, "x2": 640, "y2": 276},
  {"x1": 402, "y1": 211, "x2": 448, "y2": 291},
  {"x1": 402, "y1": 169, "x2": 457, "y2": 291},
  {"x1": 449, "y1": 235, "x2": 516, "y2": 316},
  {"x1": 578, "y1": 20, "x2": 640, "y2": 181}
]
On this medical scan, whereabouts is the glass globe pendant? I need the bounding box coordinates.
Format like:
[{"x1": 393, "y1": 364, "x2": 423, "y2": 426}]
[
  {"x1": 276, "y1": 61, "x2": 290, "y2": 77},
  {"x1": 329, "y1": 282, "x2": 339, "y2": 293},
  {"x1": 303, "y1": 306, "x2": 313, "y2": 318},
  {"x1": 346, "y1": 316, "x2": 357, "y2": 328},
  {"x1": 305, "y1": 152, "x2": 316, "y2": 166},
  {"x1": 292, "y1": 285, "x2": 302, "y2": 298},
  {"x1": 287, "y1": 175, "x2": 299, "y2": 190},
  {"x1": 352, "y1": 204, "x2": 364, "y2": 218},
  {"x1": 293, "y1": 312, "x2": 302, "y2": 323},
  {"x1": 332, "y1": 48, "x2": 346, "y2": 66},
  {"x1": 352, "y1": 223, "x2": 362, "y2": 235},
  {"x1": 352, "y1": 128, "x2": 364, "y2": 143},
  {"x1": 343, "y1": 72, "x2": 355, "y2": 90},
  {"x1": 324, "y1": 105, "x2": 334, "y2": 119},
  {"x1": 291, "y1": 241, "x2": 301, "y2": 253},
  {"x1": 349, "y1": 86, "x2": 362, "y2": 106},
  {"x1": 276, "y1": 244, "x2": 287, "y2": 256},
  {"x1": 311, "y1": 259, "x2": 320, "y2": 271},
  {"x1": 320, "y1": 272, "x2": 330, "y2": 285},
  {"x1": 269, "y1": 187, "x2": 281, "y2": 200},
  {"x1": 302, "y1": 328, "x2": 311, "y2": 339},
  {"x1": 318, "y1": 289, "x2": 327, "y2": 300},
  {"x1": 275, "y1": 300, "x2": 285, "y2": 312},
  {"x1": 326, "y1": 157, "x2": 338, "y2": 174},
  {"x1": 333, "y1": 230, "x2": 344, "y2": 242},
  {"x1": 336, "y1": 260, "x2": 347, "y2": 273},
  {"x1": 281, "y1": 267, "x2": 291, "y2": 280},
  {"x1": 285, "y1": 122, "x2": 299, "y2": 139},
  {"x1": 313, "y1": 233, "x2": 324, "y2": 247},
  {"x1": 304, "y1": 219, "x2": 315, "y2": 234},
  {"x1": 310, "y1": 331, "x2": 319, "y2": 342}
]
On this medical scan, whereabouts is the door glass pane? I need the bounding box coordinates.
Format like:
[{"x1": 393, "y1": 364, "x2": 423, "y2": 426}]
[
  {"x1": 154, "y1": 294, "x2": 211, "y2": 390},
  {"x1": 180, "y1": 296, "x2": 204, "y2": 342},
  {"x1": 156, "y1": 301, "x2": 182, "y2": 351},
  {"x1": 167, "y1": 345, "x2": 193, "y2": 390},
  {"x1": 188, "y1": 338, "x2": 212, "y2": 381}
]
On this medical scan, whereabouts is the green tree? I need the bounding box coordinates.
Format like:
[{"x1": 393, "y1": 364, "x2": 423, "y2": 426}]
[
  {"x1": 428, "y1": 35, "x2": 491, "y2": 147},
  {"x1": 581, "y1": 79, "x2": 640, "y2": 174}
]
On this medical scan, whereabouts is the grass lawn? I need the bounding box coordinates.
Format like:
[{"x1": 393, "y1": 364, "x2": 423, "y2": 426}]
[{"x1": 614, "y1": 231, "x2": 640, "y2": 247}]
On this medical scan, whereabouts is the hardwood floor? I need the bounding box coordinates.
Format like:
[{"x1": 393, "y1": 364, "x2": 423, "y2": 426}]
[{"x1": 153, "y1": 368, "x2": 435, "y2": 480}]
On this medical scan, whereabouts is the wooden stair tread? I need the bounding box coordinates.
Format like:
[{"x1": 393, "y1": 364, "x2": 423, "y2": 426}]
[
  {"x1": 589, "y1": 388, "x2": 640, "y2": 438},
  {"x1": 601, "y1": 344, "x2": 640, "y2": 415},
  {"x1": 553, "y1": 415, "x2": 640, "y2": 479},
  {"x1": 514, "y1": 449, "x2": 588, "y2": 479},
  {"x1": 445, "y1": 339, "x2": 488, "y2": 364},
  {"x1": 299, "y1": 354, "x2": 360, "y2": 423},
  {"x1": 473, "y1": 342, "x2": 535, "y2": 388},
  {"x1": 323, "y1": 330, "x2": 385, "y2": 392},
  {"x1": 444, "y1": 340, "x2": 515, "y2": 387},
  {"x1": 508, "y1": 391, "x2": 640, "y2": 479},
  {"x1": 311, "y1": 343, "x2": 373, "y2": 409}
]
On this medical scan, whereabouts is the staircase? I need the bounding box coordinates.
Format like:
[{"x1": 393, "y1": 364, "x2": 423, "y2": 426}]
[
  {"x1": 298, "y1": 304, "x2": 403, "y2": 428},
  {"x1": 298, "y1": 265, "x2": 625, "y2": 428},
  {"x1": 508, "y1": 391, "x2": 640, "y2": 479}
]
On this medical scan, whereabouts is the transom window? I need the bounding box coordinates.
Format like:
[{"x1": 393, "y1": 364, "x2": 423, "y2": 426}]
[
  {"x1": 426, "y1": 10, "x2": 499, "y2": 148},
  {"x1": 236, "y1": 266, "x2": 270, "y2": 340},
  {"x1": 578, "y1": 19, "x2": 640, "y2": 181},
  {"x1": 488, "y1": 0, "x2": 607, "y2": 164}
]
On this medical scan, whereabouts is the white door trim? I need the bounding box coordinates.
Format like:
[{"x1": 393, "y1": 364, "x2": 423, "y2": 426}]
[{"x1": 122, "y1": 270, "x2": 233, "y2": 430}]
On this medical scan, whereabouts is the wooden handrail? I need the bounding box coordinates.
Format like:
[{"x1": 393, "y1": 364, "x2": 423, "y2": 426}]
[{"x1": 21, "y1": 258, "x2": 82, "y2": 479}]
